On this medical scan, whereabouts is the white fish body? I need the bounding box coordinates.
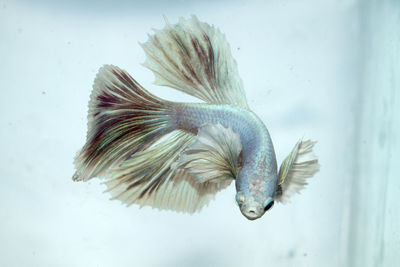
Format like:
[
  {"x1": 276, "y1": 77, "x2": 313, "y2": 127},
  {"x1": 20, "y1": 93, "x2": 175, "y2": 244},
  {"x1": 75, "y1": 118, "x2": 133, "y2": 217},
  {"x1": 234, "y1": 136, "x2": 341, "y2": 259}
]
[{"x1": 73, "y1": 16, "x2": 319, "y2": 220}]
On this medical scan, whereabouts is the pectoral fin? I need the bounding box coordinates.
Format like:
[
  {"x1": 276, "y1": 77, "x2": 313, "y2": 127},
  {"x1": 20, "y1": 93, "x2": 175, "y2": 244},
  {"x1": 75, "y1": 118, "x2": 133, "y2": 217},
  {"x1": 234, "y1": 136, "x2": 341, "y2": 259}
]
[
  {"x1": 173, "y1": 123, "x2": 242, "y2": 185},
  {"x1": 275, "y1": 140, "x2": 320, "y2": 204}
]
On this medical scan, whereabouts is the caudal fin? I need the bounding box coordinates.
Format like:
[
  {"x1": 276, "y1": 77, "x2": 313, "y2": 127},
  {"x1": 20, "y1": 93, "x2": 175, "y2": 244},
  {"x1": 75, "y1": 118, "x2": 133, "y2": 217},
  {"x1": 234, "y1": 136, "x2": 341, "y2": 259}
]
[{"x1": 73, "y1": 65, "x2": 175, "y2": 181}]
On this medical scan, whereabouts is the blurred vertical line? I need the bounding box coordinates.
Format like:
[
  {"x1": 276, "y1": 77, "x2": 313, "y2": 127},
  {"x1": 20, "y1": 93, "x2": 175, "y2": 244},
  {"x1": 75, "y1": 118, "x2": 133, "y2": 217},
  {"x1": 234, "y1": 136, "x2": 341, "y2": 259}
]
[
  {"x1": 339, "y1": 0, "x2": 362, "y2": 266},
  {"x1": 347, "y1": 0, "x2": 400, "y2": 267},
  {"x1": 339, "y1": 1, "x2": 364, "y2": 266},
  {"x1": 345, "y1": 0, "x2": 367, "y2": 265}
]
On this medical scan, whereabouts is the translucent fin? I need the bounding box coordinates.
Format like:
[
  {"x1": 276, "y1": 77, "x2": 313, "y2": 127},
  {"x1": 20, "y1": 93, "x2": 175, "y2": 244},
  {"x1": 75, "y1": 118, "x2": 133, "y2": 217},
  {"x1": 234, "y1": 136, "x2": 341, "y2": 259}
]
[
  {"x1": 142, "y1": 15, "x2": 249, "y2": 108},
  {"x1": 104, "y1": 130, "x2": 231, "y2": 213},
  {"x1": 173, "y1": 124, "x2": 241, "y2": 184},
  {"x1": 73, "y1": 65, "x2": 174, "y2": 181},
  {"x1": 275, "y1": 140, "x2": 320, "y2": 204}
]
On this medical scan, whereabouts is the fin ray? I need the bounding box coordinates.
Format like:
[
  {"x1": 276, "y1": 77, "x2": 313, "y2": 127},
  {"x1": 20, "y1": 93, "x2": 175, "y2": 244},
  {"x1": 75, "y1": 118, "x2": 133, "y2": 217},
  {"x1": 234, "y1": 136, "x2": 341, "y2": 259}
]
[
  {"x1": 104, "y1": 130, "x2": 231, "y2": 213},
  {"x1": 275, "y1": 140, "x2": 320, "y2": 204},
  {"x1": 173, "y1": 123, "x2": 242, "y2": 184},
  {"x1": 142, "y1": 15, "x2": 249, "y2": 108},
  {"x1": 73, "y1": 65, "x2": 174, "y2": 181}
]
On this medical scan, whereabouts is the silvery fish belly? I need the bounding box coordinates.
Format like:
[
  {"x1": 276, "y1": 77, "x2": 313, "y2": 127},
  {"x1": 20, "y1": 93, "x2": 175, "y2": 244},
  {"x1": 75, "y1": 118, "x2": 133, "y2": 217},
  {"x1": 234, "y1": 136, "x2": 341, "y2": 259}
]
[{"x1": 73, "y1": 15, "x2": 320, "y2": 220}]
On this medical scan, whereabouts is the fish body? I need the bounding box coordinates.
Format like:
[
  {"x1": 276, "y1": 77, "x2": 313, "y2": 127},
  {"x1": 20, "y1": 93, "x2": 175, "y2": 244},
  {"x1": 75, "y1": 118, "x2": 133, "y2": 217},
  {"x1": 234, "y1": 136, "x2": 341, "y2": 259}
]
[
  {"x1": 174, "y1": 103, "x2": 277, "y2": 219},
  {"x1": 73, "y1": 16, "x2": 319, "y2": 220}
]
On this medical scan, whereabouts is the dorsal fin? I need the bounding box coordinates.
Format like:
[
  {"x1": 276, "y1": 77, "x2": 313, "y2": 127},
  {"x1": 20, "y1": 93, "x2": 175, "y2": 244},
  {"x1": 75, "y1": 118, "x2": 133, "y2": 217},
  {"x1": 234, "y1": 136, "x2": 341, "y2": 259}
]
[{"x1": 141, "y1": 15, "x2": 249, "y2": 108}]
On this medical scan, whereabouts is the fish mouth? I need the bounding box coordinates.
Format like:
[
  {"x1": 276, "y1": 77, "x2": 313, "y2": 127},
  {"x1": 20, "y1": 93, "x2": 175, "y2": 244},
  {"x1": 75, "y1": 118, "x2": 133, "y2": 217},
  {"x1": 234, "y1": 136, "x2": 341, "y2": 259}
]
[{"x1": 240, "y1": 206, "x2": 264, "y2": 220}]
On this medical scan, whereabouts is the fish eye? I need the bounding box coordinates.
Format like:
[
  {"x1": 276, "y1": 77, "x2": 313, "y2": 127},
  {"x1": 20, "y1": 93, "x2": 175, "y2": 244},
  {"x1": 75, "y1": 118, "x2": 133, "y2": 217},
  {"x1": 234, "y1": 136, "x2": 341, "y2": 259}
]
[
  {"x1": 264, "y1": 199, "x2": 274, "y2": 212},
  {"x1": 236, "y1": 194, "x2": 245, "y2": 207},
  {"x1": 237, "y1": 199, "x2": 244, "y2": 207}
]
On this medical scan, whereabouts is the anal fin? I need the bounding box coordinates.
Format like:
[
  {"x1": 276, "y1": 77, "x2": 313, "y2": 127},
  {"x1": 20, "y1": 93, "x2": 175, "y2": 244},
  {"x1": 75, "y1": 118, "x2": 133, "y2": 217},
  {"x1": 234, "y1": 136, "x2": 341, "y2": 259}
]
[{"x1": 104, "y1": 130, "x2": 231, "y2": 213}]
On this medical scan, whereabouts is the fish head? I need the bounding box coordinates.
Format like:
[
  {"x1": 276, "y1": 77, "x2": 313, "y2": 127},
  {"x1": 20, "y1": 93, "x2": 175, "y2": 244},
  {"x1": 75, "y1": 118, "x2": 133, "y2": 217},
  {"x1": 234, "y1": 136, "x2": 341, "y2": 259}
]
[{"x1": 235, "y1": 173, "x2": 277, "y2": 220}]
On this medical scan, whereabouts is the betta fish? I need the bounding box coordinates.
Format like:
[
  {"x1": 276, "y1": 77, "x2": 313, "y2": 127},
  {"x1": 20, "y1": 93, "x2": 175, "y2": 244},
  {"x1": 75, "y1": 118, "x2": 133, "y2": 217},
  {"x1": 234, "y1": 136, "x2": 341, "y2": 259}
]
[{"x1": 73, "y1": 15, "x2": 319, "y2": 220}]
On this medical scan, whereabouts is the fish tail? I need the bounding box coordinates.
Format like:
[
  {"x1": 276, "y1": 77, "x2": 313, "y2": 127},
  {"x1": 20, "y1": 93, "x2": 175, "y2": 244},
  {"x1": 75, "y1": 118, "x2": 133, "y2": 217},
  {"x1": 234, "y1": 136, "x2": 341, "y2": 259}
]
[{"x1": 73, "y1": 65, "x2": 176, "y2": 181}]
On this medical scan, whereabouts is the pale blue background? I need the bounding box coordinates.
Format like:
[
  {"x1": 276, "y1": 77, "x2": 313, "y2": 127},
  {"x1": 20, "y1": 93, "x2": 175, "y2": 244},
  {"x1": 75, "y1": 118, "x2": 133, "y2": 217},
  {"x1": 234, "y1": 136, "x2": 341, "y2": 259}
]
[{"x1": 1, "y1": 0, "x2": 399, "y2": 266}]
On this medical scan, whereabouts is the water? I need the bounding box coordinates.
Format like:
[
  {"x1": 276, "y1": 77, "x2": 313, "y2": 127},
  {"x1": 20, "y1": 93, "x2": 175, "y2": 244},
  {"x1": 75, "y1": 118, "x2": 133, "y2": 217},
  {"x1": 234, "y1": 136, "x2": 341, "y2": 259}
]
[{"x1": 1, "y1": 0, "x2": 398, "y2": 266}]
